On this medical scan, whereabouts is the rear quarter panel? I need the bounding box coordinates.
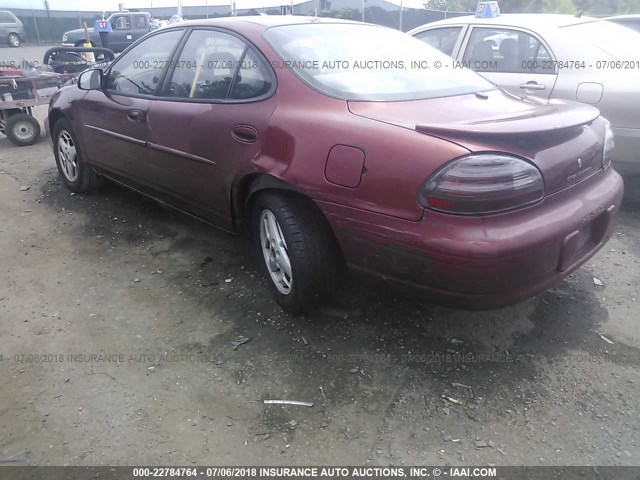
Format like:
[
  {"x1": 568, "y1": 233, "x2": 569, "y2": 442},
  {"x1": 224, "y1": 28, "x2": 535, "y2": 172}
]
[{"x1": 254, "y1": 88, "x2": 469, "y2": 221}]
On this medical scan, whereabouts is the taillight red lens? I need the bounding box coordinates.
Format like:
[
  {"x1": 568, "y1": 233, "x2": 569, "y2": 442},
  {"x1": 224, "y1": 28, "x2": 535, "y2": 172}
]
[
  {"x1": 418, "y1": 154, "x2": 544, "y2": 215},
  {"x1": 602, "y1": 119, "x2": 614, "y2": 169}
]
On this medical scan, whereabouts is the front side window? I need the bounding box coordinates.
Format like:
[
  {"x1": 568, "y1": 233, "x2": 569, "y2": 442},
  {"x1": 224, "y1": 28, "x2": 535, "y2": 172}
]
[
  {"x1": 165, "y1": 29, "x2": 272, "y2": 100},
  {"x1": 414, "y1": 27, "x2": 462, "y2": 56},
  {"x1": 112, "y1": 16, "x2": 131, "y2": 30},
  {"x1": 105, "y1": 30, "x2": 183, "y2": 96},
  {"x1": 463, "y1": 27, "x2": 555, "y2": 74},
  {"x1": 264, "y1": 23, "x2": 494, "y2": 101}
]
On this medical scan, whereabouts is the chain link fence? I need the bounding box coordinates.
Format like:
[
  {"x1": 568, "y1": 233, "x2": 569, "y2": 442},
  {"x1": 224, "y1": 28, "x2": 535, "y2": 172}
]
[{"x1": 9, "y1": 4, "x2": 468, "y2": 44}]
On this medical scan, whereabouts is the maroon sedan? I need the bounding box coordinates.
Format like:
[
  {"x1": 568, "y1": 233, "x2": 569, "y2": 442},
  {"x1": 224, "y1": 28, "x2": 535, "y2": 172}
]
[{"x1": 48, "y1": 16, "x2": 623, "y2": 314}]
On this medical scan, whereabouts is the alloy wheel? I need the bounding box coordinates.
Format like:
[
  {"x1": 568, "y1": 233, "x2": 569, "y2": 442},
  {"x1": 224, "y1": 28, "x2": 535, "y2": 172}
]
[
  {"x1": 57, "y1": 130, "x2": 79, "y2": 182},
  {"x1": 259, "y1": 209, "x2": 292, "y2": 295}
]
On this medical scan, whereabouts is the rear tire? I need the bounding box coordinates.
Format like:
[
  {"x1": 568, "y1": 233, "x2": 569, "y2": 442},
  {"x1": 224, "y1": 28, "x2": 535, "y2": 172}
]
[
  {"x1": 251, "y1": 191, "x2": 342, "y2": 315},
  {"x1": 5, "y1": 113, "x2": 40, "y2": 146},
  {"x1": 8, "y1": 33, "x2": 20, "y2": 48},
  {"x1": 53, "y1": 118, "x2": 103, "y2": 193}
]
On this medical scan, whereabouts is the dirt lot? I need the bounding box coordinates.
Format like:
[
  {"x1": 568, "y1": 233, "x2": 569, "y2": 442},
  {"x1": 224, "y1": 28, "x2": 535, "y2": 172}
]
[{"x1": 0, "y1": 107, "x2": 639, "y2": 467}]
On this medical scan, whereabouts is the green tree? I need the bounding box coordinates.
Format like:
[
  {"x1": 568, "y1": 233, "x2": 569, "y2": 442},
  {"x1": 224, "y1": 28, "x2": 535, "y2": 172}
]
[
  {"x1": 543, "y1": 0, "x2": 576, "y2": 13},
  {"x1": 424, "y1": 0, "x2": 548, "y2": 12},
  {"x1": 568, "y1": 0, "x2": 640, "y2": 14},
  {"x1": 498, "y1": 0, "x2": 544, "y2": 12},
  {"x1": 424, "y1": 0, "x2": 640, "y2": 14},
  {"x1": 423, "y1": 0, "x2": 476, "y2": 11}
]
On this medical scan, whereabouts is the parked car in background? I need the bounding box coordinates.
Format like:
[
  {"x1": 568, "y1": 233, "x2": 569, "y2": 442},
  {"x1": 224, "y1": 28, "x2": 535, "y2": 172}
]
[
  {"x1": 409, "y1": 14, "x2": 640, "y2": 178},
  {"x1": 606, "y1": 14, "x2": 640, "y2": 33},
  {"x1": 62, "y1": 11, "x2": 151, "y2": 53},
  {"x1": 48, "y1": 17, "x2": 622, "y2": 313},
  {"x1": 0, "y1": 10, "x2": 25, "y2": 47}
]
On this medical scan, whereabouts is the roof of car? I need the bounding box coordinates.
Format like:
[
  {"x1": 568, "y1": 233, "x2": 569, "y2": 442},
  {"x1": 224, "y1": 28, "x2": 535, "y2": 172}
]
[
  {"x1": 415, "y1": 13, "x2": 598, "y2": 31},
  {"x1": 175, "y1": 15, "x2": 364, "y2": 29}
]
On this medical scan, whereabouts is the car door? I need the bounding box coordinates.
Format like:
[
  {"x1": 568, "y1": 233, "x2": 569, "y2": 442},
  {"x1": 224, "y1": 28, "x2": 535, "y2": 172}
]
[
  {"x1": 460, "y1": 26, "x2": 558, "y2": 98},
  {"x1": 145, "y1": 28, "x2": 277, "y2": 229},
  {"x1": 79, "y1": 29, "x2": 184, "y2": 185},
  {"x1": 132, "y1": 15, "x2": 150, "y2": 42},
  {"x1": 108, "y1": 15, "x2": 134, "y2": 52},
  {"x1": 413, "y1": 26, "x2": 466, "y2": 56}
]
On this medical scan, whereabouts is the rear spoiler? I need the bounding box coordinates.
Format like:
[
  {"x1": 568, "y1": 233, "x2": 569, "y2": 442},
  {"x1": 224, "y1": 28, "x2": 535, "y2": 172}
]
[{"x1": 416, "y1": 102, "x2": 600, "y2": 136}]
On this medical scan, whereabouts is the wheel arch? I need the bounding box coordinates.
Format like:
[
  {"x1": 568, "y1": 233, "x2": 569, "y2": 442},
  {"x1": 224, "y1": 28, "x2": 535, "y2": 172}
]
[
  {"x1": 233, "y1": 172, "x2": 338, "y2": 236},
  {"x1": 47, "y1": 109, "x2": 67, "y2": 141},
  {"x1": 48, "y1": 110, "x2": 91, "y2": 166},
  {"x1": 233, "y1": 172, "x2": 346, "y2": 264},
  {"x1": 233, "y1": 173, "x2": 302, "y2": 227}
]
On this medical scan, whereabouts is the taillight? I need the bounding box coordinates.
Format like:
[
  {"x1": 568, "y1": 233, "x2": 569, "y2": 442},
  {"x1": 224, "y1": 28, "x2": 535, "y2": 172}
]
[
  {"x1": 418, "y1": 153, "x2": 544, "y2": 215},
  {"x1": 602, "y1": 119, "x2": 614, "y2": 169}
]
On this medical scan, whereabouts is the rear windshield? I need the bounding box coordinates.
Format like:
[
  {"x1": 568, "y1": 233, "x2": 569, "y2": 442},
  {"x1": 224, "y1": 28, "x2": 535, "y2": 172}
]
[
  {"x1": 560, "y1": 21, "x2": 640, "y2": 60},
  {"x1": 264, "y1": 23, "x2": 495, "y2": 101}
]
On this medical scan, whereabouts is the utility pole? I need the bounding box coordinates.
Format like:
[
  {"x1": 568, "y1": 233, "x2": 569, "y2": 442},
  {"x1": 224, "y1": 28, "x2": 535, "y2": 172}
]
[
  {"x1": 43, "y1": 0, "x2": 51, "y2": 42},
  {"x1": 32, "y1": 3, "x2": 41, "y2": 44}
]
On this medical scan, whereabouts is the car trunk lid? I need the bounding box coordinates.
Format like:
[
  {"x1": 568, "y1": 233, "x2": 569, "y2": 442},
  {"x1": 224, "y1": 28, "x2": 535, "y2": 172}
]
[{"x1": 348, "y1": 89, "x2": 603, "y2": 195}]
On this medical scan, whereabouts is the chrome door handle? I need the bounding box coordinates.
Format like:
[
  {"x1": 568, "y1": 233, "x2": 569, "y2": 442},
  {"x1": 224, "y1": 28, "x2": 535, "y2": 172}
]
[
  {"x1": 519, "y1": 83, "x2": 546, "y2": 91},
  {"x1": 127, "y1": 109, "x2": 145, "y2": 122}
]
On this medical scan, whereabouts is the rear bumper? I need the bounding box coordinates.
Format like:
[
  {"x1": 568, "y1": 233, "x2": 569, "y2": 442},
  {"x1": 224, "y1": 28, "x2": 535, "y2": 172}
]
[{"x1": 318, "y1": 167, "x2": 624, "y2": 309}]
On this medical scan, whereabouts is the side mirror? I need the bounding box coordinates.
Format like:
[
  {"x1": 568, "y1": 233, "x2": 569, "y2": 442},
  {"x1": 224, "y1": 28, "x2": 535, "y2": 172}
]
[{"x1": 78, "y1": 69, "x2": 103, "y2": 91}]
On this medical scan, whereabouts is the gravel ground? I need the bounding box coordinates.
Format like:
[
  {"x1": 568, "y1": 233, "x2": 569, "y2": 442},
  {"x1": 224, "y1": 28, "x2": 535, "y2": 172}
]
[{"x1": 0, "y1": 107, "x2": 639, "y2": 467}]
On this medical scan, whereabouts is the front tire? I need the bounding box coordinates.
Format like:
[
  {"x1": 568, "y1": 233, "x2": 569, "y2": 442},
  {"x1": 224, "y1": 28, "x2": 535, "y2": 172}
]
[
  {"x1": 8, "y1": 33, "x2": 20, "y2": 47},
  {"x1": 53, "y1": 118, "x2": 102, "y2": 193},
  {"x1": 251, "y1": 191, "x2": 342, "y2": 315}
]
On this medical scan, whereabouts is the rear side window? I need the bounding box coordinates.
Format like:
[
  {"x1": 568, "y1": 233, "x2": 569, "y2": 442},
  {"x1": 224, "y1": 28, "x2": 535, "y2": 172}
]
[
  {"x1": 414, "y1": 27, "x2": 462, "y2": 56},
  {"x1": 230, "y1": 49, "x2": 273, "y2": 99},
  {"x1": 463, "y1": 27, "x2": 555, "y2": 74},
  {"x1": 165, "y1": 29, "x2": 272, "y2": 101}
]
